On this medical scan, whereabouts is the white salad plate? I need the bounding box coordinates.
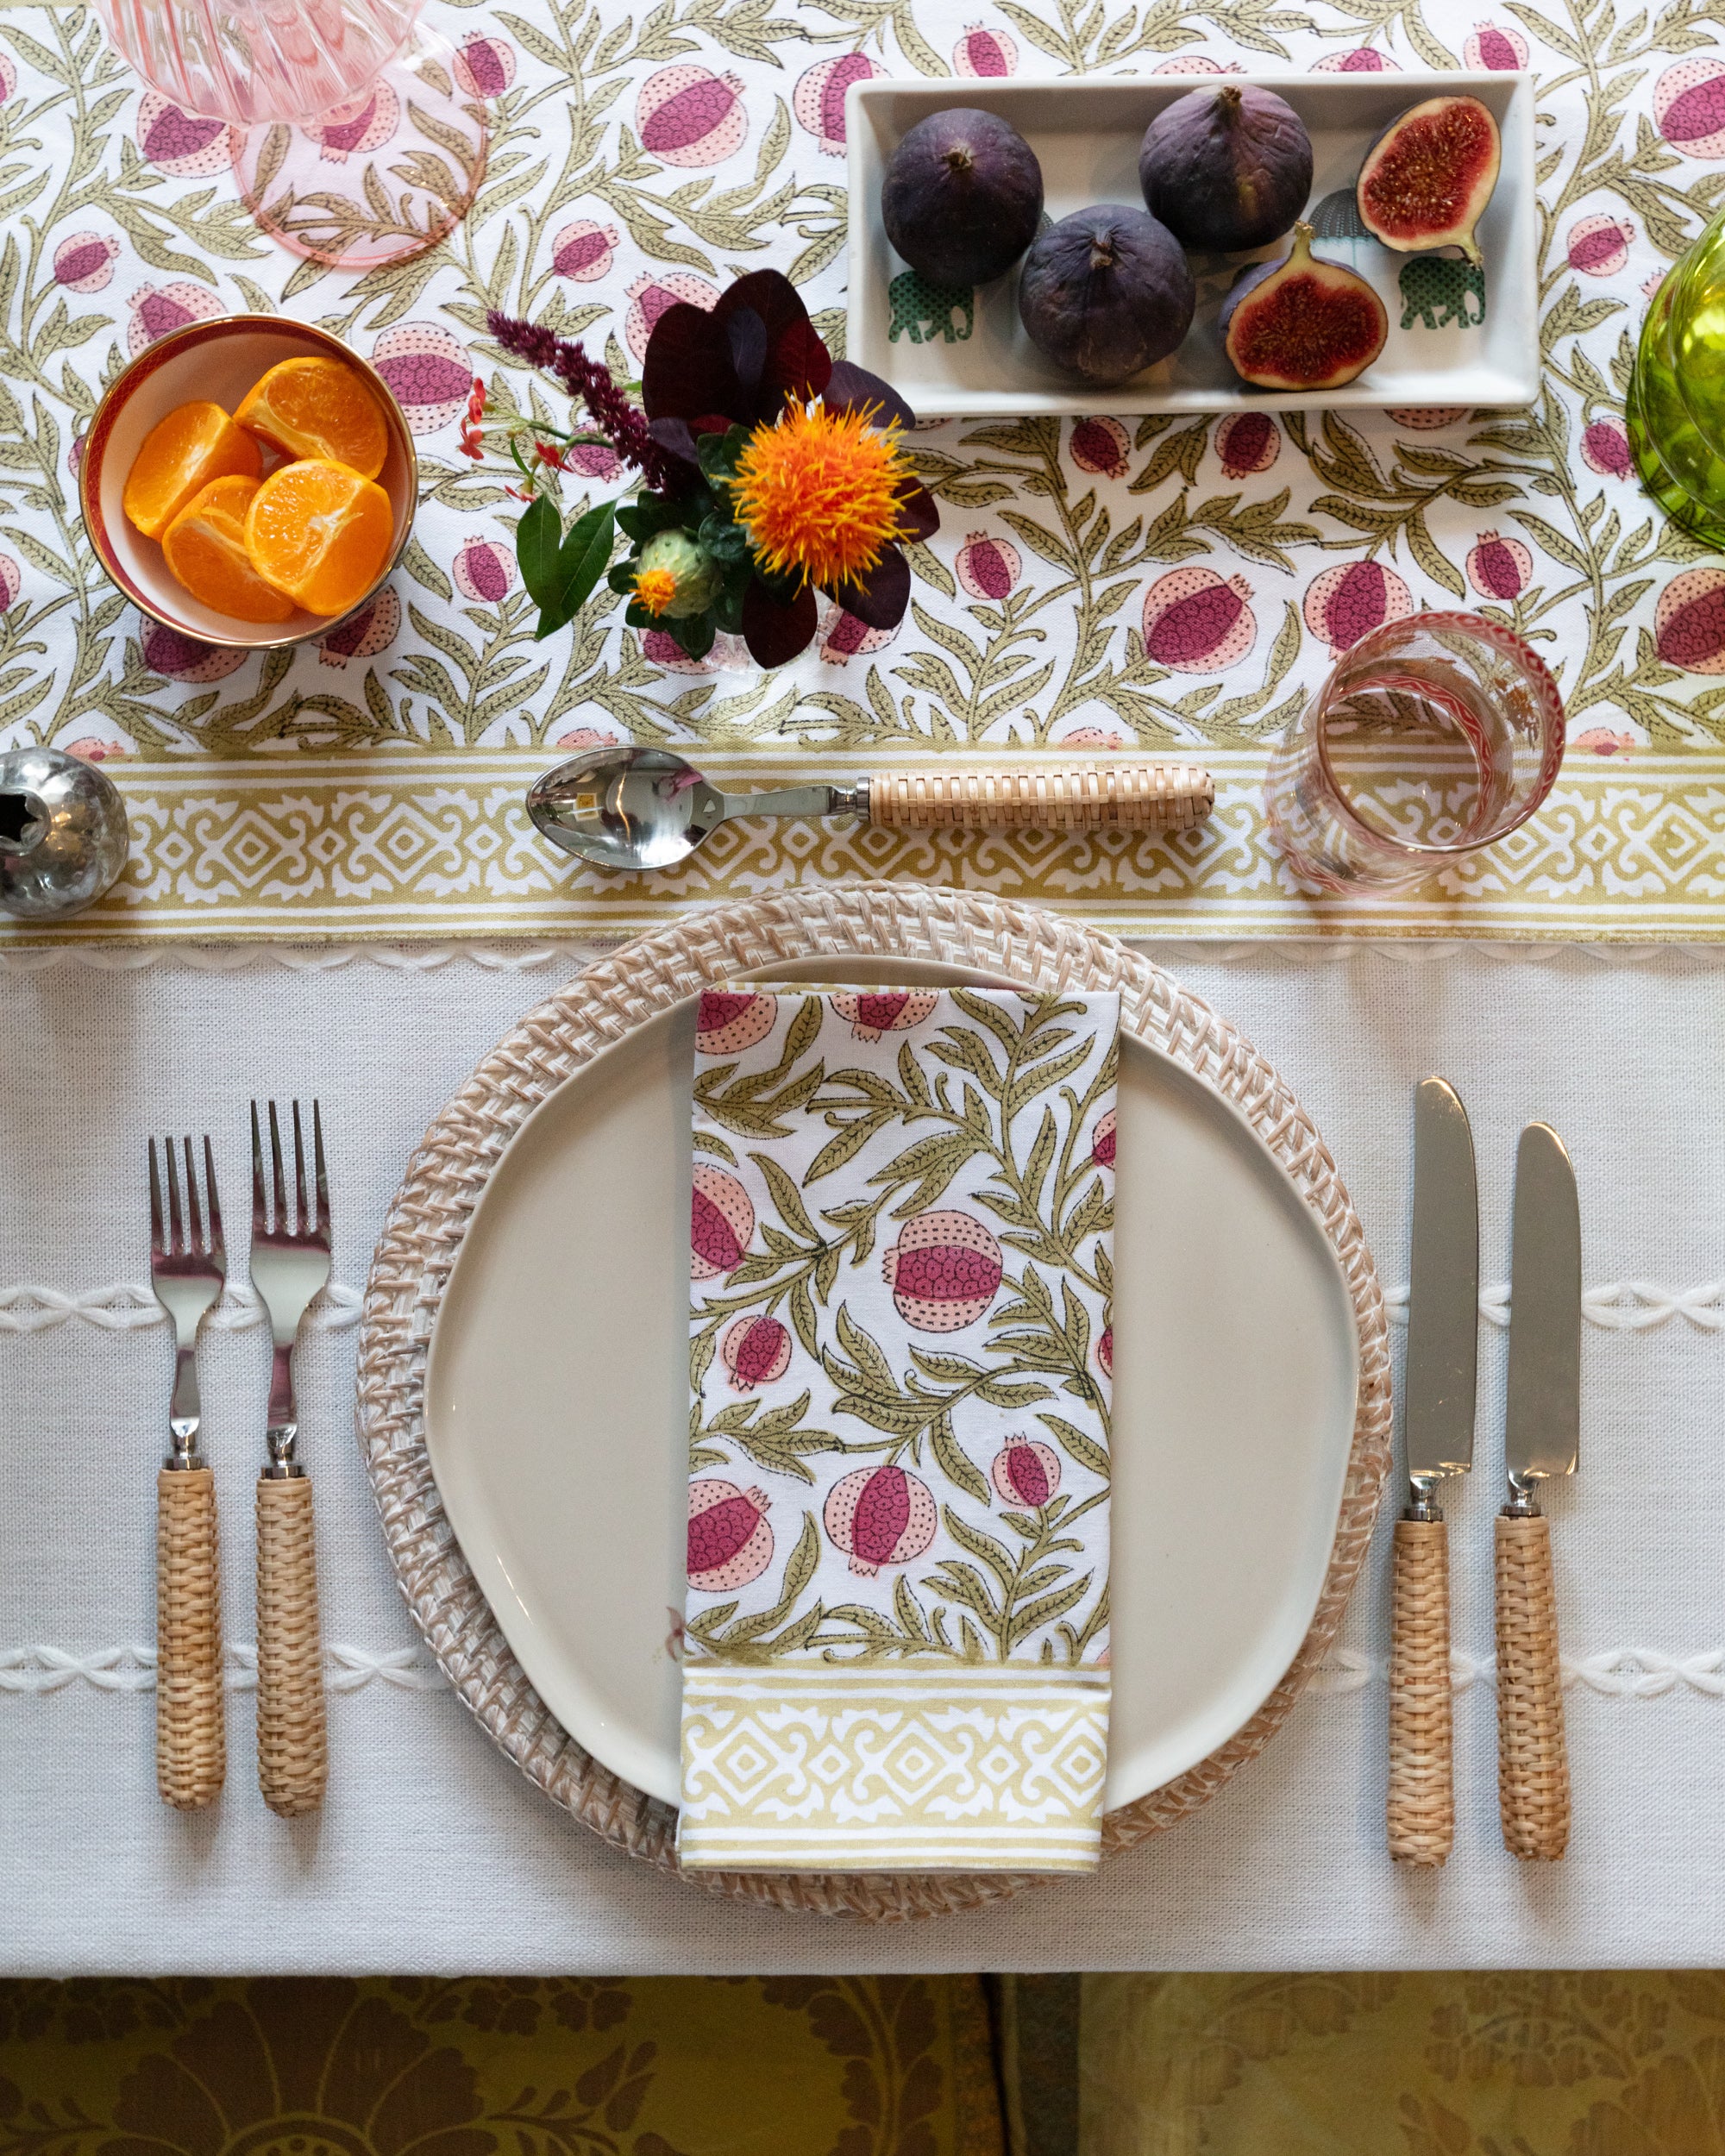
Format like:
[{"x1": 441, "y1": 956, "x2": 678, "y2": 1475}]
[
  {"x1": 845, "y1": 71, "x2": 1538, "y2": 417},
  {"x1": 373, "y1": 891, "x2": 1389, "y2": 1917}
]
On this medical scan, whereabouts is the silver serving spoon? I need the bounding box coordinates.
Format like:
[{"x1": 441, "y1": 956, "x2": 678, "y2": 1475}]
[
  {"x1": 528, "y1": 745, "x2": 861, "y2": 873},
  {"x1": 528, "y1": 744, "x2": 1215, "y2": 873}
]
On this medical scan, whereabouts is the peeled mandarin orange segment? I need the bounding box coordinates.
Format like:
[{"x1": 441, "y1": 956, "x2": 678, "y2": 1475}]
[
  {"x1": 243, "y1": 458, "x2": 395, "y2": 617},
  {"x1": 161, "y1": 475, "x2": 298, "y2": 624},
  {"x1": 122, "y1": 402, "x2": 262, "y2": 541},
  {"x1": 234, "y1": 357, "x2": 389, "y2": 479}
]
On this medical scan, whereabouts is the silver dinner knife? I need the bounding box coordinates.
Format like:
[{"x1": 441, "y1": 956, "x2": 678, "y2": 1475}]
[
  {"x1": 1387, "y1": 1076, "x2": 1478, "y2": 1866},
  {"x1": 1495, "y1": 1121, "x2": 1580, "y2": 1860}
]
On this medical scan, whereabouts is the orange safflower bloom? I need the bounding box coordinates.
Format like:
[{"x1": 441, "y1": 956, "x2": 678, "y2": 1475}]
[{"x1": 729, "y1": 401, "x2": 913, "y2": 590}]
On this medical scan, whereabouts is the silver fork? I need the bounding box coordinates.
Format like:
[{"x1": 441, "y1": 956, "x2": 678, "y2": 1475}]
[
  {"x1": 248, "y1": 1100, "x2": 331, "y2": 1817},
  {"x1": 148, "y1": 1136, "x2": 227, "y2": 1810}
]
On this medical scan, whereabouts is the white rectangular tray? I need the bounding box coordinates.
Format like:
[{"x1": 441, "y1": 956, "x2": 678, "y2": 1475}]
[{"x1": 844, "y1": 71, "x2": 1538, "y2": 417}]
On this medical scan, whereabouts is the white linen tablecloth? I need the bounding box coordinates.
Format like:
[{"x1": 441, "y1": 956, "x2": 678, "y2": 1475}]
[{"x1": 2, "y1": 935, "x2": 1720, "y2": 1974}]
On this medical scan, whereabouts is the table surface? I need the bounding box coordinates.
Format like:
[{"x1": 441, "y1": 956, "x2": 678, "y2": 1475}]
[{"x1": 3, "y1": 933, "x2": 1718, "y2": 1974}]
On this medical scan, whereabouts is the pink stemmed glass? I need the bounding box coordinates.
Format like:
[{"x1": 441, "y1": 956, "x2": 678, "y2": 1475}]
[
  {"x1": 1265, "y1": 611, "x2": 1567, "y2": 894},
  {"x1": 96, "y1": 0, "x2": 488, "y2": 270}
]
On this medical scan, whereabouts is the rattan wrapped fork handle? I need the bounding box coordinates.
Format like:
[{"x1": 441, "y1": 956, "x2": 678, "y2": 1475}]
[
  {"x1": 867, "y1": 765, "x2": 1214, "y2": 833},
  {"x1": 256, "y1": 1474, "x2": 327, "y2": 1817},
  {"x1": 156, "y1": 1466, "x2": 225, "y2": 1810},
  {"x1": 1495, "y1": 1511, "x2": 1571, "y2": 1860},
  {"x1": 1387, "y1": 1516, "x2": 1453, "y2": 1866}
]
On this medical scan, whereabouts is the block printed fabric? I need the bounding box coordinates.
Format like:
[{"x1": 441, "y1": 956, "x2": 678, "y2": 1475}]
[
  {"x1": 3, "y1": 1, "x2": 1725, "y2": 942},
  {"x1": 681, "y1": 985, "x2": 1117, "y2": 1871}
]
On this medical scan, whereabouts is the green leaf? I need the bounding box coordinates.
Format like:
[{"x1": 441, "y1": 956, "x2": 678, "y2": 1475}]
[
  {"x1": 1040, "y1": 1413, "x2": 1109, "y2": 1482},
  {"x1": 516, "y1": 492, "x2": 561, "y2": 609},
  {"x1": 931, "y1": 1413, "x2": 990, "y2": 1504},
  {"x1": 536, "y1": 499, "x2": 617, "y2": 638},
  {"x1": 751, "y1": 1151, "x2": 819, "y2": 1244}
]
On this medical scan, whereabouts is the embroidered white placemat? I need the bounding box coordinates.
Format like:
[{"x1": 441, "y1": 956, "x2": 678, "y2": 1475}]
[{"x1": 680, "y1": 985, "x2": 1118, "y2": 1871}]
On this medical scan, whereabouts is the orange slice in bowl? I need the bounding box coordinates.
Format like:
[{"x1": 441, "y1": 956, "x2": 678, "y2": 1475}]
[
  {"x1": 122, "y1": 402, "x2": 261, "y2": 540},
  {"x1": 235, "y1": 356, "x2": 389, "y2": 479},
  {"x1": 161, "y1": 475, "x2": 297, "y2": 624},
  {"x1": 243, "y1": 457, "x2": 395, "y2": 617}
]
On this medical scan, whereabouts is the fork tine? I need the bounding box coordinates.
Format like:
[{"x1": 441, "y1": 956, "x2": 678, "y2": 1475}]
[
  {"x1": 183, "y1": 1137, "x2": 204, "y2": 1252},
  {"x1": 251, "y1": 1100, "x2": 267, "y2": 1232},
  {"x1": 165, "y1": 1137, "x2": 185, "y2": 1255},
  {"x1": 268, "y1": 1100, "x2": 288, "y2": 1232},
  {"x1": 312, "y1": 1101, "x2": 329, "y2": 1239},
  {"x1": 292, "y1": 1100, "x2": 309, "y2": 1239},
  {"x1": 204, "y1": 1136, "x2": 224, "y2": 1261},
  {"x1": 148, "y1": 1139, "x2": 165, "y2": 1261}
]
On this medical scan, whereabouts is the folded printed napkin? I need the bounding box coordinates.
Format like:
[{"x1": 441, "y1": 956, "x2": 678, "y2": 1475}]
[{"x1": 680, "y1": 983, "x2": 1119, "y2": 1874}]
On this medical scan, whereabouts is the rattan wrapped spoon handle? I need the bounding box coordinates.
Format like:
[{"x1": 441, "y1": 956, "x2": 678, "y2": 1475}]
[
  {"x1": 156, "y1": 1465, "x2": 225, "y2": 1809},
  {"x1": 1386, "y1": 1516, "x2": 1454, "y2": 1866},
  {"x1": 866, "y1": 765, "x2": 1214, "y2": 834},
  {"x1": 255, "y1": 1474, "x2": 327, "y2": 1817},
  {"x1": 1495, "y1": 1511, "x2": 1571, "y2": 1860}
]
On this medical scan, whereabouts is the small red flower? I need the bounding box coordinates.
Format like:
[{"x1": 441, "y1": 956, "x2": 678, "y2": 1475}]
[{"x1": 459, "y1": 374, "x2": 486, "y2": 461}]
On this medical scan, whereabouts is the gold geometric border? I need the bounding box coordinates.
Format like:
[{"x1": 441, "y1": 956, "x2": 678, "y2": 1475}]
[
  {"x1": 3, "y1": 749, "x2": 1722, "y2": 944},
  {"x1": 355, "y1": 883, "x2": 1394, "y2": 1921}
]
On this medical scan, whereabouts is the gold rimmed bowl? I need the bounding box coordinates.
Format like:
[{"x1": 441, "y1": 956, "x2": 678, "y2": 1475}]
[{"x1": 79, "y1": 313, "x2": 417, "y2": 651}]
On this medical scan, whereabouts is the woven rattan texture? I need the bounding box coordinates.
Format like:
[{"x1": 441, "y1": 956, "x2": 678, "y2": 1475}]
[
  {"x1": 355, "y1": 885, "x2": 1393, "y2": 1921},
  {"x1": 256, "y1": 1476, "x2": 329, "y2": 1819},
  {"x1": 1386, "y1": 1518, "x2": 1455, "y2": 1868},
  {"x1": 1496, "y1": 1514, "x2": 1572, "y2": 1861},
  {"x1": 154, "y1": 1466, "x2": 225, "y2": 1811},
  {"x1": 866, "y1": 767, "x2": 1214, "y2": 833}
]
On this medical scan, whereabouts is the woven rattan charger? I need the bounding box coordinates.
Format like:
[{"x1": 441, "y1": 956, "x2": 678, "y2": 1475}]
[{"x1": 356, "y1": 885, "x2": 1392, "y2": 1921}]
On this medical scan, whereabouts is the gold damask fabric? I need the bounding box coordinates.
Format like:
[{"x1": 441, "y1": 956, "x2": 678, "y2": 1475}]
[
  {"x1": 1080, "y1": 1971, "x2": 1725, "y2": 2156},
  {"x1": 0, "y1": 1974, "x2": 1001, "y2": 2156}
]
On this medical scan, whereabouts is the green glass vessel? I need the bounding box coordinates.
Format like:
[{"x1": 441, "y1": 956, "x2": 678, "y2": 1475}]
[{"x1": 1628, "y1": 207, "x2": 1725, "y2": 548}]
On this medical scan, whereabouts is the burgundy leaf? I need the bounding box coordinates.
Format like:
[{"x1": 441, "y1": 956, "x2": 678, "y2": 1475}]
[
  {"x1": 894, "y1": 479, "x2": 939, "y2": 543},
  {"x1": 642, "y1": 303, "x2": 742, "y2": 423},
  {"x1": 713, "y1": 271, "x2": 831, "y2": 415},
  {"x1": 727, "y1": 306, "x2": 768, "y2": 396},
  {"x1": 824, "y1": 360, "x2": 916, "y2": 434},
  {"x1": 741, "y1": 579, "x2": 818, "y2": 667},
  {"x1": 825, "y1": 546, "x2": 910, "y2": 630},
  {"x1": 647, "y1": 416, "x2": 701, "y2": 470}
]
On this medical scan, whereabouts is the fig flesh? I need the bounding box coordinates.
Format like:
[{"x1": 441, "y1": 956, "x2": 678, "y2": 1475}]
[
  {"x1": 1138, "y1": 84, "x2": 1314, "y2": 253},
  {"x1": 1018, "y1": 204, "x2": 1195, "y2": 385},
  {"x1": 881, "y1": 107, "x2": 1044, "y2": 287},
  {"x1": 1220, "y1": 222, "x2": 1388, "y2": 390},
  {"x1": 1356, "y1": 94, "x2": 1501, "y2": 266}
]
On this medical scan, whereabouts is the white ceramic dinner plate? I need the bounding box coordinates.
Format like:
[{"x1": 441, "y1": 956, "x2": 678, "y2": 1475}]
[{"x1": 423, "y1": 953, "x2": 1361, "y2": 1815}]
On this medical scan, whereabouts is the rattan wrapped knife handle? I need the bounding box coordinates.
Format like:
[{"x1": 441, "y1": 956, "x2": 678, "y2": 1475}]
[
  {"x1": 868, "y1": 765, "x2": 1214, "y2": 833},
  {"x1": 256, "y1": 1475, "x2": 327, "y2": 1817},
  {"x1": 156, "y1": 1466, "x2": 225, "y2": 1809},
  {"x1": 1387, "y1": 1516, "x2": 1454, "y2": 1865},
  {"x1": 1495, "y1": 1512, "x2": 1570, "y2": 1859}
]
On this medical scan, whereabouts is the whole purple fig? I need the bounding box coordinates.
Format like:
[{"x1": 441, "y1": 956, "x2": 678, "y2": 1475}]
[
  {"x1": 1018, "y1": 204, "x2": 1195, "y2": 385},
  {"x1": 1138, "y1": 84, "x2": 1314, "y2": 253},
  {"x1": 881, "y1": 107, "x2": 1044, "y2": 286}
]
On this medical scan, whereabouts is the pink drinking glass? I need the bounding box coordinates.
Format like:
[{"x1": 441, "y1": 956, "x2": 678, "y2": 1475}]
[
  {"x1": 96, "y1": 0, "x2": 488, "y2": 269},
  {"x1": 1264, "y1": 611, "x2": 1567, "y2": 893}
]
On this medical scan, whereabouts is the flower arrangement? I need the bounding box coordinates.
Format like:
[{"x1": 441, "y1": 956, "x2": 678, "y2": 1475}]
[{"x1": 480, "y1": 270, "x2": 938, "y2": 666}]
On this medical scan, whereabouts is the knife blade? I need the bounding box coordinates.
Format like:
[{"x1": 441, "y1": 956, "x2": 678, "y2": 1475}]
[
  {"x1": 1496, "y1": 1120, "x2": 1579, "y2": 1861},
  {"x1": 1387, "y1": 1075, "x2": 1478, "y2": 1867},
  {"x1": 1504, "y1": 1123, "x2": 1582, "y2": 1496},
  {"x1": 1406, "y1": 1077, "x2": 1479, "y2": 1505}
]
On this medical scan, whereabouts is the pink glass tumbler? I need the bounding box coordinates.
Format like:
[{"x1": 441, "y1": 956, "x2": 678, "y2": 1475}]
[
  {"x1": 1265, "y1": 611, "x2": 1566, "y2": 894},
  {"x1": 96, "y1": 0, "x2": 487, "y2": 270}
]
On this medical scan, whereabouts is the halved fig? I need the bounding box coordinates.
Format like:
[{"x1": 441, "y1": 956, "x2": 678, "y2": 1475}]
[
  {"x1": 1356, "y1": 94, "x2": 1501, "y2": 266},
  {"x1": 1220, "y1": 222, "x2": 1388, "y2": 391}
]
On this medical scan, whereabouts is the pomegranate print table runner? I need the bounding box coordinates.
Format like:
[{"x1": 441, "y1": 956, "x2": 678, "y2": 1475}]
[{"x1": 681, "y1": 985, "x2": 1118, "y2": 1872}]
